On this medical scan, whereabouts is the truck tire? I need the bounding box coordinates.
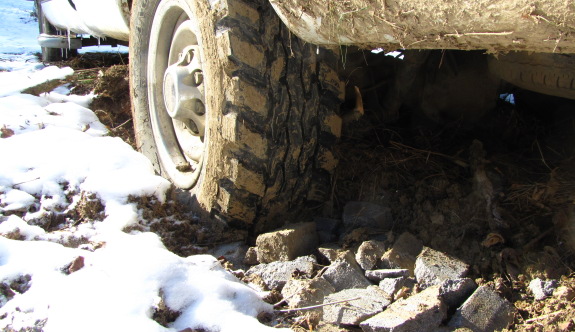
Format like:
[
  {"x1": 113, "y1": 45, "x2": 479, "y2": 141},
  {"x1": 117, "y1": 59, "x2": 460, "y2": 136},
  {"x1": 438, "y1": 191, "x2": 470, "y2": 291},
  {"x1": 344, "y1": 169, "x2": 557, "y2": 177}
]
[
  {"x1": 129, "y1": 0, "x2": 343, "y2": 232},
  {"x1": 488, "y1": 52, "x2": 575, "y2": 100}
]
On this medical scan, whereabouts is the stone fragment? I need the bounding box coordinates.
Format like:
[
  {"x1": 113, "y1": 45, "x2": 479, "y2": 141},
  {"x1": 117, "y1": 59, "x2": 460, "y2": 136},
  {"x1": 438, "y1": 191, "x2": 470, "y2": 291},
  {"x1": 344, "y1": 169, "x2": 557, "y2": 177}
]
[
  {"x1": 342, "y1": 201, "x2": 393, "y2": 231},
  {"x1": 554, "y1": 285, "x2": 575, "y2": 301},
  {"x1": 378, "y1": 276, "x2": 415, "y2": 299},
  {"x1": 356, "y1": 240, "x2": 387, "y2": 271},
  {"x1": 315, "y1": 217, "x2": 341, "y2": 244},
  {"x1": 360, "y1": 285, "x2": 446, "y2": 332},
  {"x1": 210, "y1": 241, "x2": 249, "y2": 269},
  {"x1": 448, "y1": 285, "x2": 516, "y2": 332},
  {"x1": 529, "y1": 278, "x2": 558, "y2": 301},
  {"x1": 256, "y1": 222, "x2": 318, "y2": 263},
  {"x1": 246, "y1": 256, "x2": 316, "y2": 291},
  {"x1": 365, "y1": 269, "x2": 409, "y2": 282},
  {"x1": 282, "y1": 277, "x2": 335, "y2": 309},
  {"x1": 415, "y1": 247, "x2": 469, "y2": 288},
  {"x1": 381, "y1": 232, "x2": 423, "y2": 276},
  {"x1": 243, "y1": 246, "x2": 259, "y2": 265},
  {"x1": 322, "y1": 252, "x2": 372, "y2": 291},
  {"x1": 68, "y1": 256, "x2": 85, "y2": 274},
  {"x1": 318, "y1": 245, "x2": 348, "y2": 264},
  {"x1": 439, "y1": 278, "x2": 477, "y2": 312},
  {"x1": 323, "y1": 286, "x2": 391, "y2": 326}
]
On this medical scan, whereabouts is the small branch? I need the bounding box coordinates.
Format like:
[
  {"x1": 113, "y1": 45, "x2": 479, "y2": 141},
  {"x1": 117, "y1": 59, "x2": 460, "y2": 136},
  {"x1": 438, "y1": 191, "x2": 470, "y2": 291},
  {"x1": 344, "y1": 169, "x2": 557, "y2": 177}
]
[
  {"x1": 276, "y1": 297, "x2": 361, "y2": 313},
  {"x1": 389, "y1": 141, "x2": 469, "y2": 168},
  {"x1": 112, "y1": 118, "x2": 132, "y2": 131},
  {"x1": 524, "y1": 310, "x2": 564, "y2": 324},
  {"x1": 445, "y1": 31, "x2": 513, "y2": 38}
]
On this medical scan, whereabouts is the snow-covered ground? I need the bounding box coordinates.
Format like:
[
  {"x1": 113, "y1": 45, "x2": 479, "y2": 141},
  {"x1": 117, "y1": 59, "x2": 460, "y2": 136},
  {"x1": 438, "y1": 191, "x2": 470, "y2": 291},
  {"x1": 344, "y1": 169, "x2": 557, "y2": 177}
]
[{"x1": 0, "y1": 1, "x2": 279, "y2": 331}]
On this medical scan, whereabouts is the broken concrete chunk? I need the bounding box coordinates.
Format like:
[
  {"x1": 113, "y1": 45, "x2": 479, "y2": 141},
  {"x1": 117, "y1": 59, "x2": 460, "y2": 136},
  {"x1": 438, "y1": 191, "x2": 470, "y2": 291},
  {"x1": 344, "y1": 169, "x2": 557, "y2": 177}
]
[
  {"x1": 323, "y1": 252, "x2": 372, "y2": 291},
  {"x1": 243, "y1": 246, "x2": 259, "y2": 265},
  {"x1": 366, "y1": 269, "x2": 409, "y2": 282},
  {"x1": 448, "y1": 285, "x2": 516, "y2": 332},
  {"x1": 415, "y1": 247, "x2": 469, "y2": 288},
  {"x1": 282, "y1": 277, "x2": 335, "y2": 309},
  {"x1": 380, "y1": 232, "x2": 423, "y2": 276},
  {"x1": 529, "y1": 278, "x2": 558, "y2": 301},
  {"x1": 255, "y1": 222, "x2": 318, "y2": 263},
  {"x1": 246, "y1": 255, "x2": 316, "y2": 291},
  {"x1": 342, "y1": 202, "x2": 393, "y2": 231},
  {"x1": 378, "y1": 276, "x2": 415, "y2": 299},
  {"x1": 356, "y1": 240, "x2": 387, "y2": 271},
  {"x1": 439, "y1": 278, "x2": 477, "y2": 313},
  {"x1": 318, "y1": 245, "x2": 349, "y2": 264},
  {"x1": 323, "y1": 286, "x2": 391, "y2": 326},
  {"x1": 360, "y1": 285, "x2": 446, "y2": 332}
]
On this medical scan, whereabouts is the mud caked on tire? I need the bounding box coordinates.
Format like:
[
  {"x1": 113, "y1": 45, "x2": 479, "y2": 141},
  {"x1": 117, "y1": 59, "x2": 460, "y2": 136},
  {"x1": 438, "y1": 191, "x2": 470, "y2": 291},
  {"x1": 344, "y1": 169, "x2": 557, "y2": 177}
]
[
  {"x1": 130, "y1": 0, "x2": 343, "y2": 232},
  {"x1": 489, "y1": 52, "x2": 575, "y2": 100}
]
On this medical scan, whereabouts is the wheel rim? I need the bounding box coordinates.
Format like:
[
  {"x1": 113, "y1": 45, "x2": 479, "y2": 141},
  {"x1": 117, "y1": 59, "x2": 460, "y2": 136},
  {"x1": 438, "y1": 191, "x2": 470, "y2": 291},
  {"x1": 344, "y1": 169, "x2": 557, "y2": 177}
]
[{"x1": 148, "y1": 1, "x2": 205, "y2": 189}]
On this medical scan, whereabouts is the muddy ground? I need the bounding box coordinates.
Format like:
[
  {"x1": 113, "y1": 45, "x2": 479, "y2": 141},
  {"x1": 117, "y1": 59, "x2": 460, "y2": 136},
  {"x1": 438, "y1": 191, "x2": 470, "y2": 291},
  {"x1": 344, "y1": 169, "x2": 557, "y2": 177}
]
[{"x1": 49, "y1": 51, "x2": 575, "y2": 331}]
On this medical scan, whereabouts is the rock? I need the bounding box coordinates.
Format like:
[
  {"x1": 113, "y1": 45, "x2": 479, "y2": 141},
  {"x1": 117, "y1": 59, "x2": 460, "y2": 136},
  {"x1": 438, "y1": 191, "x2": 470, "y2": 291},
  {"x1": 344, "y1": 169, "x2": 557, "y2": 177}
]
[
  {"x1": 323, "y1": 286, "x2": 391, "y2": 326},
  {"x1": 414, "y1": 247, "x2": 469, "y2": 288},
  {"x1": 342, "y1": 202, "x2": 393, "y2": 231},
  {"x1": 381, "y1": 232, "x2": 423, "y2": 276},
  {"x1": 322, "y1": 252, "x2": 372, "y2": 291},
  {"x1": 255, "y1": 222, "x2": 319, "y2": 263},
  {"x1": 243, "y1": 246, "x2": 259, "y2": 265},
  {"x1": 210, "y1": 241, "x2": 249, "y2": 269},
  {"x1": 366, "y1": 269, "x2": 410, "y2": 282},
  {"x1": 529, "y1": 278, "x2": 558, "y2": 301},
  {"x1": 360, "y1": 285, "x2": 447, "y2": 332},
  {"x1": 448, "y1": 285, "x2": 516, "y2": 332},
  {"x1": 246, "y1": 255, "x2": 316, "y2": 291},
  {"x1": 282, "y1": 277, "x2": 335, "y2": 309},
  {"x1": 439, "y1": 278, "x2": 477, "y2": 313},
  {"x1": 378, "y1": 276, "x2": 415, "y2": 299},
  {"x1": 68, "y1": 256, "x2": 85, "y2": 274},
  {"x1": 356, "y1": 240, "x2": 387, "y2": 271},
  {"x1": 554, "y1": 285, "x2": 575, "y2": 301},
  {"x1": 315, "y1": 217, "x2": 341, "y2": 244},
  {"x1": 318, "y1": 245, "x2": 348, "y2": 264}
]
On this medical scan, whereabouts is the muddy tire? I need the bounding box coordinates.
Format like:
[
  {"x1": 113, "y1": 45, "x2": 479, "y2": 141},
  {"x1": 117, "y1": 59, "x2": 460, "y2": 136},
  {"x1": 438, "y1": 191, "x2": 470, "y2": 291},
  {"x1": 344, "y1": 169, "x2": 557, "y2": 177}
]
[
  {"x1": 489, "y1": 52, "x2": 575, "y2": 100},
  {"x1": 129, "y1": 0, "x2": 342, "y2": 232}
]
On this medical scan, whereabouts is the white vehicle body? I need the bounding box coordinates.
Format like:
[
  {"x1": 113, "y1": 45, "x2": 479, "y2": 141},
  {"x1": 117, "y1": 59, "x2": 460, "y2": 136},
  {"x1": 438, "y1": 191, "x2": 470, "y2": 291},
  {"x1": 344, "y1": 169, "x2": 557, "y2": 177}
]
[{"x1": 39, "y1": 0, "x2": 130, "y2": 41}]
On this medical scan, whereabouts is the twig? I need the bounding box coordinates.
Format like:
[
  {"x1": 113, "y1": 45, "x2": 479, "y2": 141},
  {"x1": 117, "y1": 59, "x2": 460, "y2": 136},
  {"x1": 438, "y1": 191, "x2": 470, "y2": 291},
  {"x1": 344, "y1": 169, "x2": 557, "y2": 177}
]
[
  {"x1": 524, "y1": 310, "x2": 563, "y2": 324},
  {"x1": 389, "y1": 141, "x2": 469, "y2": 168},
  {"x1": 112, "y1": 118, "x2": 132, "y2": 131},
  {"x1": 276, "y1": 297, "x2": 361, "y2": 313},
  {"x1": 445, "y1": 31, "x2": 514, "y2": 38}
]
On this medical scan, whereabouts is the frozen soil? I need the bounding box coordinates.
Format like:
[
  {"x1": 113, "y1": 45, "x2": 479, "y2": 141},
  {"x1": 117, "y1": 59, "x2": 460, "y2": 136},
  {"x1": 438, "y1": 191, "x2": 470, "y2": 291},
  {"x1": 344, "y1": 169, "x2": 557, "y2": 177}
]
[
  {"x1": 46, "y1": 52, "x2": 575, "y2": 331},
  {"x1": 332, "y1": 86, "x2": 575, "y2": 330}
]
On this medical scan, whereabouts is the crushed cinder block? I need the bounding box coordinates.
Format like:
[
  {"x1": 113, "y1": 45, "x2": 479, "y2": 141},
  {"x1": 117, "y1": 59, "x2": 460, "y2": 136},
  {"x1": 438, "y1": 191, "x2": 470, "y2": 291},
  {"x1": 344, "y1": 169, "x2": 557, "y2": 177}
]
[
  {"x1": 448, "y1": 285, "x2": 516, "y2": 332},
  {"x1": 256, "y1": 222, "x2": 318, "y2": 263},
  {"x1": 439, "y1": 278, "x2": 477, "y2": 313},
  {"x1": 243, "y1": 246, "x2": 259, "y2": 265},
  {"x1": 529, "y1": 278, "x2": 558, "y2": 301},
  {"x1": 323, "y1": 252, "x2": 372, "y2": 291},
  {"x1": 381, "y1": 232, "x2": 423, "y2": 276},
  {"x1": 360, "y1": 285, "x2": 446, "y2": 332},
  {"x1": 414, "y1": 247, "x2": 469, "y2": 288},
  {"x1": 366, "y1": 269, "x2": 409, "y2": 282},
  {"x1": 246, "y1": 255, "x2": 316, "y2": 291},
  {"x1": 378, "y1": 276, "x2": 415, "y2": 299},
  {"x1": 322, "y1": 286, "x2": 391, "y2": 326},
  {"x1": 282, "y1": 277, "x2": 335, "y2": 309},
  {"x1": 356, "y1": 240, "x2": 387, "y2": 271},
  {"x1": 342, "y1": 202, "x2": 393, "y2": 231},
  {"x1": 318, "y1": 245, "x2": 349, "y2": 264}
]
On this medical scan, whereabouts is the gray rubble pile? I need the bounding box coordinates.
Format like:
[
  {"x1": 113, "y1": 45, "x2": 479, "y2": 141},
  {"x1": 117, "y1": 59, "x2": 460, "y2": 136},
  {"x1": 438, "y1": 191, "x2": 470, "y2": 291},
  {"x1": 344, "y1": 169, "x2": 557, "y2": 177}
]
[{"x1": 214, "y1": 201, "x2": 520, "y2": 331}]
